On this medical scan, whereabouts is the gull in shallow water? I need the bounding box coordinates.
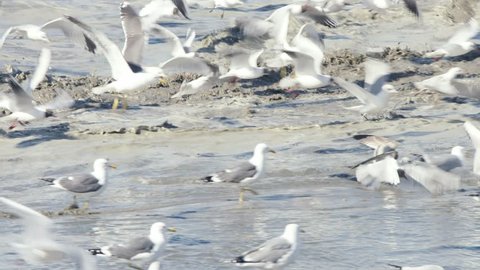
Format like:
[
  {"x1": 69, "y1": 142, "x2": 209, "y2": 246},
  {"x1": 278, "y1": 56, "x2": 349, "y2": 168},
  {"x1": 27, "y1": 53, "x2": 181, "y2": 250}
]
[
  {"x1": 88, "y1": 222, "x2": 175, "y2": 266},
  {"x1": 0, "y1": 197, "x2": 96, "y2": 269},
  {"x1": 202, "y1": 143, "x2": 275, "y2": 202},
  {"x1": 388, "y1": 264, "x2": 444, "y2": 270},
  {"x1": 0, "y1": 17, "x2": 96, "y2": 52},
  {"x1": 232, "y1": 224, "x2": 300, "y2": 269},
  {"x1": 40, "y1": 158, "x2": 116, "y2": 209},
  {"x1": 464, "y1": 121, "x2": 480, "y2": 175},
  {"x1": 334, "y1": 59, "x2": 396, "y2": 117},
  {"x1": 415, "y1": 146, "x2": 465, "y2": 172},
  {"x1": 424, "y1": 19, "x2": 479, "y2": 59}
]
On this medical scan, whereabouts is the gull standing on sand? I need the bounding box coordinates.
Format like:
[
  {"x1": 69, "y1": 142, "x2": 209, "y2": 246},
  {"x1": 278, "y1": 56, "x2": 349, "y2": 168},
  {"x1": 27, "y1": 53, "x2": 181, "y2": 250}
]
[
  {"x1": 464, "y1": 121, "x2": 480, "y2": 175},
  {"x1": 0, "y1": 17, "x2": 96, "y2": 52},
  {"x1": 0, "y1": 197, "x2": 96, "y2": 269},
  {"x1": 202, "y1": 143, "x2": 275, "y2": 202},
  {"x1": 40, "y1": 158, "x2": 116, "y2": 209},
  {"x1": 388, "y1": 264, "x2": 444, "y2": 270},
  {"x1": 334, "y1": 59, "x2": 396, "y2": 117},
  {"x1": 424, "y1": 19, "x2": 479, "y2": 59},
  {"x1": 88, "y1": 222, "x2": 175, "y2": 265},
  {"x1": 232, "y1": 224, "x2": 300, "y2": 269}
]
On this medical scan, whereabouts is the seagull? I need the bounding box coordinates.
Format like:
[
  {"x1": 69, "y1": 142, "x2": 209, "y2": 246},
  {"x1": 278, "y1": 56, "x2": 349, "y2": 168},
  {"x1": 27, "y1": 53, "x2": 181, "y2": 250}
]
[
  {"x1": 171, "y1": 62, "x2": 219, "y2": 99},
  {"x1": 65, "y1": 15, "x2": 164, "y2": 109},
  {"x1": 88, "y1": 222, "x2": 175, "y2": 265},
  {"x1": 139, "y1": 0, "x2": 190, "y2": 30},
  {"x1": 464, "y1": 121, "x2": 480, "y2": 175},
  {"x1": 415, "y1": 146, "x2": 465, "y2": 172},
  {"x1": 388, "y1": 264, "x2": 445, "y2": 270},
  {"x1": 353, "y1": 134, "x2": 399, "y2": 156},
  {"x1": 414, "y1": 67, "x2": 480, "y2": 99},
  {"x1": 0, "y1": 73, "x2": 74, "y2": 129},
  {"x1": 218, "y1": 48, "x2": 265, "y2": 81},
  {"x1": 399, "y1": 159, "x2": 461, "y2": 194},
  {"x1": 202, "y1": 143, "x2": 276, "y2": 202},
  {"x1": 0, "y1": 17, "x2": 97, "y2": 53},
  {"x1": 354, "y1": 151, "x2": 401, "y2": 189},
  {"x1": 363, "y1": 0, "x2": 419, "y2": 17},
  {"x1": 266, "y1": 23, "x2": 325, "y2": 74},
  {"x1": 266, "y1": 3, "x2": 337, "y2": 30},
  {"x1": 334, "y1": 59, "x2": 396, "y2": 117},
  {"x1": 278, "y1": 49, "x2": 331, "y2": 90},
  {"x1": 312, "y1": 0, "x2": 350, "y2": 13},
  {"x1": 211, "y1": 0, "x2": 245, "y2": 18},
  {"x1": 0, "y1": 197, "x2": 96, "y2": 269},
  {"x1": 232, "y1": 224, "x2": 300, "y2": 269},
  {"x1": 40, "y1": 158, "x2": 116, "y2": 209},
  {"x1": 424, "y1": 19, "x2": 479, "y2": 59}
]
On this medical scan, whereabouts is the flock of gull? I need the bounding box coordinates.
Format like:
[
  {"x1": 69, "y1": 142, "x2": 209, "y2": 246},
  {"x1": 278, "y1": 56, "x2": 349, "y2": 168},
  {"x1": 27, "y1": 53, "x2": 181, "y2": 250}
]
[{"x1": 1, "y1": 0, "x2": 480, "y2": 269}]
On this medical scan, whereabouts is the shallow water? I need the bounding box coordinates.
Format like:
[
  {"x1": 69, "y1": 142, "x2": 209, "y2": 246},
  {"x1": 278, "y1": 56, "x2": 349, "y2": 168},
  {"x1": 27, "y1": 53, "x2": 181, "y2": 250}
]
[{"x1": 1, "y1": 0, "x2": 480, "y2": 270}]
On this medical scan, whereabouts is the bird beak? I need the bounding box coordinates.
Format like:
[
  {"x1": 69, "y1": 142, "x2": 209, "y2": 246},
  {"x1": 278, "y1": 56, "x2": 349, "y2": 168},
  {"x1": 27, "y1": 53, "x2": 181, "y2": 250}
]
[
  {"x1": 300, "y1": 229, "x2": 306, "y2": 233},
  {"x1": 268, "y1": 148, "x2": 276, "y2": 154},
  {"x1": 167, "y1": 227, "x2": 177, "y2": 232},
  {"x1": 108, "y1": 164, "x2": 117, "y2": 169}
]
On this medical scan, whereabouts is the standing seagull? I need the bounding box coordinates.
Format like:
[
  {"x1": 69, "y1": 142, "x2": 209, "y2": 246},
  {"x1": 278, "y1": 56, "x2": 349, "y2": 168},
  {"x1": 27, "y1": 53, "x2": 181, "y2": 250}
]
[
  {"x1": 0, "y1": 197, "x2": 96, "y2": 269},
  {"x1": 88, "y1": 222, "x2": 175, "y2": 266},
  {"x1": 232, "y1": 224, "x2": 300, "y2": 269},
  {"x1": 40, "y1": 158, "x2": 116, "y2": 209},
  {"x1": 202, "y1": 143, "x2": 275, "y2": 202}
]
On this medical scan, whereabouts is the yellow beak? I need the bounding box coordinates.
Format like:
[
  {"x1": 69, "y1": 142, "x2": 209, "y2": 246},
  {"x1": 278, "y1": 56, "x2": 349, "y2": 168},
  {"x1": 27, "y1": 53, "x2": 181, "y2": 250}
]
[
  {"x1": 109, "y1": 164, "x2": 117, "y2": 169},
  {"x1": 167, "y1": 227, "x2": 177, "y2": 232}
]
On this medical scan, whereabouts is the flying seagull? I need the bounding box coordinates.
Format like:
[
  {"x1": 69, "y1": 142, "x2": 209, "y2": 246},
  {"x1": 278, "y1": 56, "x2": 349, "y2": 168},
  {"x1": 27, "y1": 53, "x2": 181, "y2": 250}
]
[
  {"x1": 0, "y1": 17, "x2": 96, "y2": 53},
  {"x1": 0, "y1": 197, "x2": 96, "y2": 269}
]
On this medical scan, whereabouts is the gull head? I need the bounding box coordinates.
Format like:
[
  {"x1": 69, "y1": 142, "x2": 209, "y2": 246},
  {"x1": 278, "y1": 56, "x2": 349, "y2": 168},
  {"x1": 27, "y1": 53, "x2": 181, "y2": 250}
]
[
  {"x1": 93, "y1": 158, "x2": 116, "y2": 171},
  {"x1": 451, "y1": 146, "x2": 465, "y2": 159},
  {"x1": 255, "y1": 143, "x2": 276, "y2": 155},
  {"x1": 282, "y1": 224, "x2": 300, "y2": 242},
  {"x1": 448, "y1": 67, "x2": 463, "y2": 78}
]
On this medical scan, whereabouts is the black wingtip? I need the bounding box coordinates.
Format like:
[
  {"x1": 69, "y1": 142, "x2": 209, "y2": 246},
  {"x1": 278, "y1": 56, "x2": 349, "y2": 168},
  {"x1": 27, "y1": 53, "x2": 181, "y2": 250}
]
[
  {"x1": 387, "y1": 264, "x2": 403, "y2": 269},
  {"x1": 39, "y1": 177, "x2": 55, "y2": 183},
  {"x1": 202, "y1": 176, "x2": 214, "y2": 183},
  {"x1": 403, "y1": 0, "x2": 420, "y2": 17},
  {"x1": 87, "y1": 248, "x2": 104, "y2": 256},
  {"x1": 231, "y1": 256, "x2": 246, "y2": 263},
  {"x1": 83, "y1": 33, "x2": 97, "y2": 54}
]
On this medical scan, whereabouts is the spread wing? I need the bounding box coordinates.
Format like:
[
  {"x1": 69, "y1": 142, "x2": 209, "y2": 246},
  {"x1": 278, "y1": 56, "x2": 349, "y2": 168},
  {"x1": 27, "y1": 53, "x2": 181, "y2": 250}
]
[{"x1": 121, "y1": 1, "x2": 145, "y2": 66}]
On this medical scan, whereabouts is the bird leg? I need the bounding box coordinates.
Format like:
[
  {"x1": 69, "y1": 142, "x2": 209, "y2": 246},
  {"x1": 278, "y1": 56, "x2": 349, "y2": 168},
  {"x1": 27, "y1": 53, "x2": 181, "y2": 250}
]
[
  {"x1": 122, "y1": 95, "x2": 128, "y2": 110},
  {"x1": 65, "y1": 196, "x2": 79, "y2": 210},
  {"x1": 8, "y1": 120, "x2": 17, "y2": 130},
  {"x1": 112, "y1": 98, "x2": 120, "y2": 110},
  {"x1": 362, "y1": 113, "x2": 370, "y2": 121},
  {"x1": 221, "y1": 10, "x2": 225, "y2": 19},
  {"x1": 239, "y1": 187, "x2": 258, "y2": 202}
]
